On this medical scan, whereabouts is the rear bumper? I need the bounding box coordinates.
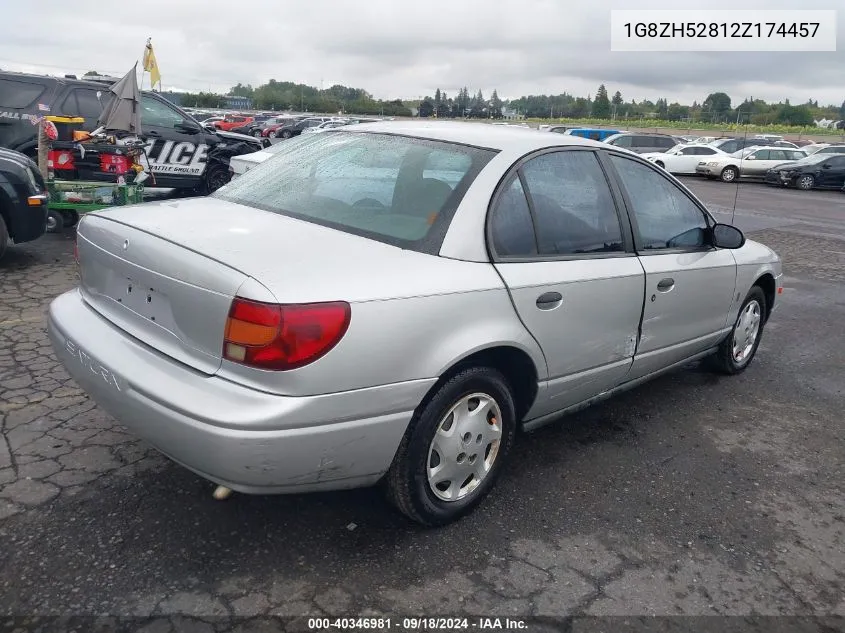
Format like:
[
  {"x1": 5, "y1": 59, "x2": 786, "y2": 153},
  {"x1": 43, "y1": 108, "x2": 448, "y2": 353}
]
[{"x1": 48, "y1": 289, "x2": 435, "y2": 494}]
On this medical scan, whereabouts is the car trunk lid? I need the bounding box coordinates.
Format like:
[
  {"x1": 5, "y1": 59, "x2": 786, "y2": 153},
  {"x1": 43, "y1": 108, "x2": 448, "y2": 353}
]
[{"x1": 76, "y1": 211, "x2": 253, "y2": 375}]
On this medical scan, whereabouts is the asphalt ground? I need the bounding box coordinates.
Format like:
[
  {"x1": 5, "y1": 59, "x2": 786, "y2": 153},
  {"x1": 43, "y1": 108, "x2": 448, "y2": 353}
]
[{"x1": 1, "y1": 178, "x2": 843, "y2": 629}]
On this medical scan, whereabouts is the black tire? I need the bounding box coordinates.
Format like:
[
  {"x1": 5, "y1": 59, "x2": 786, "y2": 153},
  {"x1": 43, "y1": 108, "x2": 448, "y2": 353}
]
[
  {"x1": 795, "y1": 174, "x2": 815, "y2": 190},
  {"x1": 252, "y1": 129, "x2": 262, "y2": 137},
  {"x1": 46, "y1": 210, "x2": 64, "y2": 233},
  {"x1": 720, "y1": 166, "x2": 739, "y2": 183},
  {"x1": 60, "y1": 209, "x2": 79, "y2": 228},
  {"x1": 710, "y1": 286, "x2": 767, "y2": 375},
  {"x1": 0, "y1": 213, "x2": 9, "y2": 261},
  {"x1": 270, "y1": 130, "x2": 279, "y2": 138},
  {"x1": 204, "y1": 165, "x2": 230, "y2": 194},
  {"x1": 281, "y1": 129, "x2": 293, "y2": 139},
  {"x1": 384, "y1": 366, "x2": 517, "y2": 526}
]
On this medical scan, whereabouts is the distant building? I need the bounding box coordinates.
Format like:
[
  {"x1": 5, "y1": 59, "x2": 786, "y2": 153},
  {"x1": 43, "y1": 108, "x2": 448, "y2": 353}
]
[
  {"x1": 224, "y1": 95, "x2": 252, "y2": 110},
  {"x1": 501, "y1": 106, "x2": 524, "y2": 120}
]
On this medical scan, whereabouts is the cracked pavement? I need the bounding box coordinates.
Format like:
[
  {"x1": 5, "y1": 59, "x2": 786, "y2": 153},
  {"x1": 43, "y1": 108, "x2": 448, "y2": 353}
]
[{"x1": 1, "y1": 181, "x2": 844, "y2": 624}]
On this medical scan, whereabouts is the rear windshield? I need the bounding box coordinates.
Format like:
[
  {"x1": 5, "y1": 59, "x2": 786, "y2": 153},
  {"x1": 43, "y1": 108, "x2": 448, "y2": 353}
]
[
  {"x1": 0, "y1": 78, "x2": 47, "y2": 109},
  {"x1": 214, "y1": 131, "x2": 497, "y2": 252}
]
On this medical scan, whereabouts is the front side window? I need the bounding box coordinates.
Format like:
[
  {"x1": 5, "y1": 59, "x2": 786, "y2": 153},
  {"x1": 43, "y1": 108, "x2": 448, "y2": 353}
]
[
  {"x1": 141, "y1": 95, "x2": 185, "y2": 128},
  {"x1": 215, "y1": 131, "x2": 496, "y2": 251},
  {"x1": 609, "y1": 155, "x2": 708, "y2": 250},
  {"x1": 519, "y1": 151, "x2": 624, "y2": 255},
  {"x1": 610, "y1": 135, "x2": 632, "y2": 148},
  {"x1": 749, "y1": 150, "x2": 770, "y2": 160}
]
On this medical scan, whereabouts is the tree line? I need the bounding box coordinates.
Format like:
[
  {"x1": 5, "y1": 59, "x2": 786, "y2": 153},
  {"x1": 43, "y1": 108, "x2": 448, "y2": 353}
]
[
  {"x1": 510, "y1": 85, "x2": 845, "y2": 126},
  {"x1": 173, "y1": 77, "x2": 845, "y2": 126}
]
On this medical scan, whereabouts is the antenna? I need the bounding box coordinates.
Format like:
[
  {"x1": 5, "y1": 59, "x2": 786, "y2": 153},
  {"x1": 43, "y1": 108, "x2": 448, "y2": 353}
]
[{"x1": 730, "y1": 112, "x2": 750, "y2": 225}]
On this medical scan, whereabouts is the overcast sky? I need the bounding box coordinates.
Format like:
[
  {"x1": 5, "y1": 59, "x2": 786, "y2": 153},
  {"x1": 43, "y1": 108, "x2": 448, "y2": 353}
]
[{"x1": 1, "y1": 0, "x2": 842, "y2": 106}]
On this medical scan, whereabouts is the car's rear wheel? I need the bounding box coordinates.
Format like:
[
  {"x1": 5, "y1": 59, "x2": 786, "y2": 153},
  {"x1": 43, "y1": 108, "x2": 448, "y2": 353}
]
[
  {"x1": 720, "y1": 166, "x2": 739, "y2": 183},
  {"x1": 281, "y1": 130, "x2": 293, "y2": 139},
  {"x1": 796, "y1": 174, "x2": 815, "y2": 190},
  {"x1": 710, "y1": 286, "x2": 766, "y2": 375},
  {"x1": 252, "y1": 129, "x2": 262, "y2": 137},
  {"x1": 384, "y1": 367, "x2": 516, "y2": 526}
]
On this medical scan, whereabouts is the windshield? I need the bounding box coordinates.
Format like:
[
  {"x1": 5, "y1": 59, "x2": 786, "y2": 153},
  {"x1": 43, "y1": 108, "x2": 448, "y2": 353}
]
[{"x1": 214, "y1": 131, "x2": 497, "y2": 251}]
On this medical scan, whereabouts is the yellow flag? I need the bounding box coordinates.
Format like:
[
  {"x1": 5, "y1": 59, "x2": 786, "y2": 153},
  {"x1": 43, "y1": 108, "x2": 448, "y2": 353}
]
[{"x1": 143, "y1": 38, "x2": 161, "y2": 90}]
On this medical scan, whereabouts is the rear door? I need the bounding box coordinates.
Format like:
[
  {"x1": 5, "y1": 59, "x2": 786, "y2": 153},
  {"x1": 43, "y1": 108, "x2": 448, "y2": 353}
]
[
  {"x1": 490, "y1": 148, "x2": 645, "y2": 417},
  {"x1": 606, "y1": 153, "x2": 737, "y2": 379}
]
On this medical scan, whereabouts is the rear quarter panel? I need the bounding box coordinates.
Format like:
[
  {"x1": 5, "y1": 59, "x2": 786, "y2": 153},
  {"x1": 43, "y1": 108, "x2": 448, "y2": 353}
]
[{"x1": 216, "y1": 261, "x2": 548, "y2": 397}]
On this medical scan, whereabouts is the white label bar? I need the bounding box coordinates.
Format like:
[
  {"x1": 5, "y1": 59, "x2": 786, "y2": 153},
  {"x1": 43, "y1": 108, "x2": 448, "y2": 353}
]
[{"x1": 610, "y1": 10, "x2": 837, "y2": 51}]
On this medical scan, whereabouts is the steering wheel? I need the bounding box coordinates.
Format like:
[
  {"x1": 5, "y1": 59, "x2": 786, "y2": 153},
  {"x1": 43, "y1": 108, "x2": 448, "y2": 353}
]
[{"x1": 351, "y1": 197, "x2": 388, "y2": 213}]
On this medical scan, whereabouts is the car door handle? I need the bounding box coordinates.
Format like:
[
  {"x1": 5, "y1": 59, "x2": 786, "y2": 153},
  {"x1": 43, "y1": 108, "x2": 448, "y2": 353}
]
[
  {"x1": 536, "y1": 291, "x2": 563, "y2": 310},
  {"x1": 656, "y1": 278, "x2": 675, "y2": 292}
]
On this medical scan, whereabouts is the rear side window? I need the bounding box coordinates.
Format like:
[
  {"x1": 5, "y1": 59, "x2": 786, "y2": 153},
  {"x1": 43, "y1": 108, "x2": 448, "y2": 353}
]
[
  {"x1": 489, "y1": 176, "x2": 537, "y2": 257},
  {"x1": 0, "y1": 78, "x2": 46, "y2": 108},
  {"x1": 519, "y1": 151, "x2": 624, "y2": 255},
  {"x1": 610, "y1": 135, "x2": 632, "y2": 148},
  {"x1": 656, "y1": 137, "x2": 677, "y2": 148},
  {"x1": 59, "y1": 89, "x2": 105, "y2": 122},
  {"x1": 214, "y1": 131, "x2": 496, "y2": 252}
]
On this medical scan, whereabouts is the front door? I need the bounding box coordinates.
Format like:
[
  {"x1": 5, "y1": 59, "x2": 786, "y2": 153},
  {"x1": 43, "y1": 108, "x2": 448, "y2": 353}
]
[
  {"x1": 818, "y1": 155, "x2": 845, "y2": 188},
  {"x1": 489, "y1": 149, "x2": 645, "y2": 418},
  {"x1": 139, "y1": 94, "x2": 210, "y2": 190},
  {"x1": 606, "y1": 153, "x2": 737, "y2": 379}
]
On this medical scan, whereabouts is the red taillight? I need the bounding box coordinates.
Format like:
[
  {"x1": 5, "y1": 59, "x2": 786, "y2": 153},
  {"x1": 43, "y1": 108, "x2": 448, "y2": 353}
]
[{"x1": 223, "y1": 298, "x2": 351, "y2": 371}]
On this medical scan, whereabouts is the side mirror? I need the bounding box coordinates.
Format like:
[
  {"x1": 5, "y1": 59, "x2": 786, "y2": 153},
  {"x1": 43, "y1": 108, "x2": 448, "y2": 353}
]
[
  {"x1": 712, "y1": 223, "x2": 745, "y2": 249},
  {"x1": 822, "y1": 163, "x2": 832, "y2": 169}
]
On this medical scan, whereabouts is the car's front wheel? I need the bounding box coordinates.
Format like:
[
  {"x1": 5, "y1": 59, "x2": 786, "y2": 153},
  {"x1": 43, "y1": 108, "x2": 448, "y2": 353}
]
[
  {"x1": 384, "y1": 367, "x2": 517, "y2": 526},
  {"x1": 796, "y1": 174, "x2": 815, "y2": 190},
  {"x1": 710, "y1": 286, "x2": 767, "y2": 375},
  {"x1": 720, "y1": 166, "x2": 739, "y2": 183}
]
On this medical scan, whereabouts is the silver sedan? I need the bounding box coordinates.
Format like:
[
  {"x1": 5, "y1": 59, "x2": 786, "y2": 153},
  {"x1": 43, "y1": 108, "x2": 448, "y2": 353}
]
[{"x1": 48, "y1": 121, "x2": 782, "y2": 525}]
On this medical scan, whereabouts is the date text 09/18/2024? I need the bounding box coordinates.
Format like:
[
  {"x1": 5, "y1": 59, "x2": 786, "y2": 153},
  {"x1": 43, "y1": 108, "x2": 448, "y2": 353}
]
[{"x1": 307, "y1": 617, "x2": 529, "y2": 630}]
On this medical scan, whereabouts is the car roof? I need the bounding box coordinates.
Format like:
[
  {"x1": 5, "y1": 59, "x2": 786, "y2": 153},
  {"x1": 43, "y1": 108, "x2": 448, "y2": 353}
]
[{"x1": 340, "y1": 120, "x2": 606, "y2": 152}]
